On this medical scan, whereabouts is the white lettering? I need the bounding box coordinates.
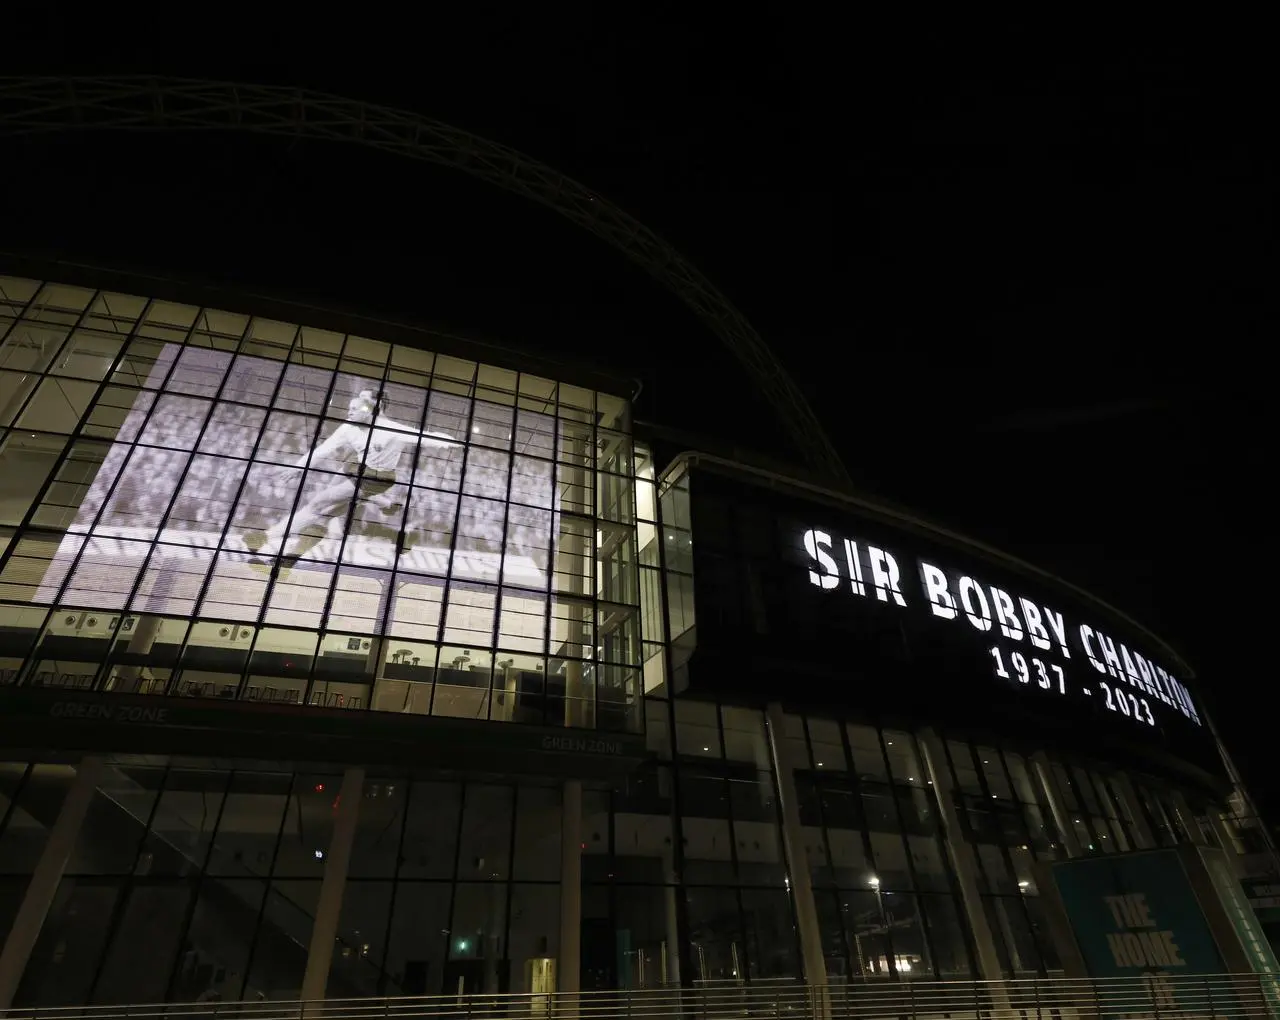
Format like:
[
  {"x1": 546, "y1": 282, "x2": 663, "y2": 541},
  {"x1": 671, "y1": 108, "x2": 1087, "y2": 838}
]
[
  {"x1": 1043, "y1": 607, "x2": 1071, "y2": 658},
  {"x1": 1080, "y1": 624, "x2": 1108, "y2": 674},
  {"x1": 920, "y1": 562, "x2": 957, "y2": 619},
  {"x1": 802, "y1": 530, "x2": 840, "y2": 590},
  {"x1": 1019, "y1": 598, "x2": 1052, "y2": 651},
  {"x1": 842, "y1": 539, "x2": 867, "y2": 597},
  {"x1": 959, "y1": 577, "x2": 993, "y2": 631},
  {"x1": 1096, "y1": 631, "x2": 1123, "y2": 678},
  {"x1": 990, "y1": 588, "x2": 1024, "y2": 641},
  {"x1": 866, "y1": 547, "x2": 907, "y2": 607}
]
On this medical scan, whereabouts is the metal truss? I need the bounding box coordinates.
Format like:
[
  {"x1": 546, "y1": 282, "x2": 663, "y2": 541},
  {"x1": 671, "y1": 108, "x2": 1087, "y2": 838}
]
[{"x1": 0, "y1": 75, "x2": 852, "y2": 487}]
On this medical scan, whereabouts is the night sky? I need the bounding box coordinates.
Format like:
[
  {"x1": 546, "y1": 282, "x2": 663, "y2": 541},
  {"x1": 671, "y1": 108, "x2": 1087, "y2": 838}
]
[{"x1": 3, "y1": 21, "x2": 1272, "y2": 807}]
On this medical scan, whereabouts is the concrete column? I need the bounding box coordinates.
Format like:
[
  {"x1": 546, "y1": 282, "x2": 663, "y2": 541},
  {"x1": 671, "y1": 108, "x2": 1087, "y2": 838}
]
[
  {"x1": 0, "y1": 756, "x2": 106, "y2": 1009},
  {"x1": 300, "y1": 766, "x2": 365, "y2": 1004},
  {"x1": 1109, "y1": 773, "x2": 1156, "y2": 849},
  {"x1": 660, "y1": 846, "x2": 681, "y2": 985},
  {"x1": 763, "y1": 703, "x2": 827, "y2": 994},
  {"x1": 917, "y1": 729, "x2": 1008, "y2": 983},
  {"x1": 558, "y1": 779, "x2": 582, "y2": 998},
  {"x1": 1031, "y1": 752, "x2": 1083, "y2": 857}
]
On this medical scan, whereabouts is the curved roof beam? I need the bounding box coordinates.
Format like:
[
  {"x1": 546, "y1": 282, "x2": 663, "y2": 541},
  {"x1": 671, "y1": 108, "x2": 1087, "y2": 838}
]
[{"x1": 0, "y1": 74, "x2": 851, "y2": 487}]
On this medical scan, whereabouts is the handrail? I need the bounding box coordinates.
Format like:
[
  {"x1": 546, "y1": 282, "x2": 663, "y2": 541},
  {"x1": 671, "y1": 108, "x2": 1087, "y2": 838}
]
[{"x1": 7, "y1": 972, "x2": 1280, "y2": 1019}]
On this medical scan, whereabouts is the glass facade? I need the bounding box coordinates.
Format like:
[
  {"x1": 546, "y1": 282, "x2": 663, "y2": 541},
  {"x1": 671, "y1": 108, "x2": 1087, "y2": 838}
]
[
  {"x1": 0, "y1": 276, "x2": 641, "y2": 731},
  {"x1": 0, "y1": 273, "x2": 1261, "y2": 1007}
]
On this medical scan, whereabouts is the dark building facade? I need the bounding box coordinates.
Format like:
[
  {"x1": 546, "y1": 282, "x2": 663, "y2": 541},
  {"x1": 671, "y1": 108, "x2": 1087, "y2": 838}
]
[{"x1": 0, "y1": 270, "x2": 1274, "y2": 1007}]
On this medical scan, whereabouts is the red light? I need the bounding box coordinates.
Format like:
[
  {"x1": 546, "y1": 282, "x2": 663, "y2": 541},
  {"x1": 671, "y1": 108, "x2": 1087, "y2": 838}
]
[
  {"x1": 314, "y1": 783, "x2": 325, "y2": 793},
  {"x1": 580, "y1": 842, "x2": 586, "y2": 850}
]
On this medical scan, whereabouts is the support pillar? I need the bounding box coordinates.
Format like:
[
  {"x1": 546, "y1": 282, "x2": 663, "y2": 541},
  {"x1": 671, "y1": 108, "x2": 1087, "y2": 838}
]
[
  {"x1": 558, "y1": 779, "x2": 582, "y2": 998},
  {"x1": 660, "y1": 846, "x2": 681, "y2": 985},
  {"x1": 917, "y1": 730, "x2": 1009, "y2": 985},
  {"x1": 0, "y1": 756, "x2": 106, "y2": 1009},
  {"x1": 1031, "y1": 752, "x2": 1083, "y2": 857},
  {"x1": 1109, "y1": 773, "x2": 1156, "y2": 849},
  {"x1": 763, "y1": 703, "x2": 827, "y2": 1002},
  {"x1": 300, "y1": 766, "x2": 364, "y2": 1004}
]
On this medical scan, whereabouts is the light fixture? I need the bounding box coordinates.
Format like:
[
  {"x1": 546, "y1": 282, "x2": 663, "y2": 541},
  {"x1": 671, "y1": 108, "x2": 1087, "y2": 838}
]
[
  {"x1": 868, "y1": 875, "x2": 880, "y2": 888},
  {"x1": 314, "y1": 849, "x2": 325, "y2": 860},
  {"x1": 1018, "y1": 880, "x2": 1029, "y2": 889}
]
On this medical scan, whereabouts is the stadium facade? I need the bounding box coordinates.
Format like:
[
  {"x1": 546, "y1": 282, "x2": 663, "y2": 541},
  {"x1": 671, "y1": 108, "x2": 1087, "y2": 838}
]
[{"x1": 0, "y1": 265, "x2": 1274, "y2": 1008}]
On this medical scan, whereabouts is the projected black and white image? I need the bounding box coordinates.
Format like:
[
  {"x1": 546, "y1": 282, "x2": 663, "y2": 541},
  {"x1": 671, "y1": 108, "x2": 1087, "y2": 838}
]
[{"x1": 35, "y1": 344, "x2": 560, "y2": 621}]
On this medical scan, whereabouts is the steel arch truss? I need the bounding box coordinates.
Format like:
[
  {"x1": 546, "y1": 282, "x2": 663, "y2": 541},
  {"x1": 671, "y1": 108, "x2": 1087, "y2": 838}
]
[{"x1": 0, "y1": 75, "x2": 850, "y2": 486}]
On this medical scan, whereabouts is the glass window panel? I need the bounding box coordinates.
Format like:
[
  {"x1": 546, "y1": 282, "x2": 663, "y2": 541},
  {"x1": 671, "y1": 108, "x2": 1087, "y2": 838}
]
[
  {"x1": 196, "y1": 401, "x2": 267, "y2": 457},
  {"x1": 433, "y1": 645, "x2": 493, "y2": 719},
  {"x1": 327, "y1": 568, "x2": 390, "y2": 633},
  {"x1": 509, "y1": 454, "x2": 553, "y2": 507},
  {"x1": 388, "y1": 574, "x2": 445, "y2": 640},
  {"x1": 504, "y1": 504, "x2": 550, "y2": 590},
  {"x1": 1, "y1": 322, "x2": 70, "y2": 374},
  {"x1": 514, "y1": 409, "x2": 556, "y2": 459},
  {"x1": 61, "y1": 539, "x2": 150, "y2": 609},
  {"x1": 81, "y1": 385, "x2": 154, "y2": 441},
  {"x1": 443, "y1": 582, "x2": 497, "y2": 647},
  {"x1": 675, "y1": 701, "x2": 721, "y2": 758},
  {"x1": 469, "y1": 397, "x2": 513, "y2": 450},
  {"x1": 424, "y1": 389, "x2": 470, "y2": 438},
  {"x1": 451, "y1": 496, "x2": 505, "y2": 583},
  {"x1": 0, "y1": 532, "x2": 83, "y2": 603},
  {"x1": 257, "y1": 410, "x2": 321, "y2": 465},
  {"x1": 980, "y1": 749, "x2": 1013, "y2": 799},
  {"x1": 462, "y1": 446, "x2": 510, "y2": 499},
  {"x1": 161, "y1": 454, "x2": 248, "y2": 544},
  {"x1": 498, "y1": 588, "x2": 546, "y2": 652},
  {"x1": 808, "y1": 718, "x2": 846, "y2": 772},
  {"x1": 382, "y1": 881, "x2": 451, "y2": 994},
  {"x1": 457, "y1": 783, "x2": 513, "y2": 880},
  {"x1": 130, "y1": 545, "x2": 215, "y2": 616},
  {"x1": 0, "y1": 433, "x2": 70, "y2": 527},
  {"x1": 204, "y1": 771, "x2": 291, "y2": 876},
  {"x1": 136, "y1": 767, "x2": 227, "y2": 874},
  {"x1": 683, "y1": 886, "x2": 741, "y2": 979},
  {"x1": 249, "y1": 627, "x2": 318, "y2": 679},
  {"x1": 16, "y1": 376, "x2": 98, "y2": 433},
  {"x1": 390, "y1": 344, "x2": 435, "y2": 371},
  {"x1": 166, "y1": 346, "x2": 232, "y2": 398},
  {"x1": 262, "y1": 561, "x2": 333, "y2": 629},
  {"x1": 847, "y1": 724, "x2": 888, "y2": 781},
  {"x1": 401, "y1": 488, "x2": 457, "y2": 579},
  {"x1": 84, "y1": 290, "x2": 146, "y2": 332},
  {"x1": 432, "y1": 355, "x2": 476, "y2": 393},
  {"x1": 949, "y1": 741, "x2": 985, "y2": 795},
  {"x1": 721, "y1": 707, "x2": 770, "y2": 769},
  {"x1": 379, "y1": 377, "x2": 428, "y2": 430},
  {"x1": 327, "y1": 371, "x2": 386, "y2": 418},
  {"x1": 556, "y1": 462, "x2": 593, "y2": 515},
  {"x1": 200, "y1": 551, "x2": 271, "y2": 621},
  {"x1": 91, "y1": 884, "x2": 192, "y2": 1004},
  {"x1": 49, "y1": 329, "x2": 123, "y2": 381},
  {"x1": 136, "y1": 393, "x2": 212, "y2": 450},
  {"x1": 884, "y1": 731, "x2": 926, "y2": 787},
  {"x1": 275, "y1": 363, "x2": 333, "y2": 415},
  {"x1": 0, "y1": 763, "x2": 71, "y2": 873},
  {"x1": 549, "y1": 595, "x2": 593, "y2": 659},
  {"x1": 241, "y1": 317, "x2": 297, "y2": 361},
  {"x1": 327, "y1": 879, "x2": 392, "y2": 998},
  {"x1": 0, "y1": 369, "x2": 39, "y2": 426},
  {"x1": 217, "y1": 353, "x2": 284, "y2": 407},
  {"x1": 15, "y1": 880, "x2": 118, "y2": 1008},
  {"x1": 511, "y1": 784, "x2": 561, "y2": 880},
  {"x1": 348, "y1": 777, "x2": 404, "y2": 878},
  {"x1": 551, "y1": 517, "x2": 593, "y2": 595},
  {"x1": 246, "y1": 879, "x2": 318, "y2": 998},
  {"x1": 741, "y1": 887, "x2": 800, "y2": 979},
  {"x1": 399, "y1": 779, "x2": 462, "y2": 878},
  {"x1": 110, "y1": 337, "x2": 176, "y2": 388}
]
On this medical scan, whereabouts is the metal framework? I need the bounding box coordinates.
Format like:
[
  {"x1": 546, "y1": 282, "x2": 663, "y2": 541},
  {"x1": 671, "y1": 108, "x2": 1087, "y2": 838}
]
[{"x1": 0, "y1": 75, "x2": 851, "y2": 487}]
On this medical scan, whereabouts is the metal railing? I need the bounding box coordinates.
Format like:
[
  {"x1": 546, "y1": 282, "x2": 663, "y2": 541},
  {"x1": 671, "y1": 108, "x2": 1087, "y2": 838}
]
[{"x1": 6, "y1": 973, "x2": 1280, "y2": 1020}]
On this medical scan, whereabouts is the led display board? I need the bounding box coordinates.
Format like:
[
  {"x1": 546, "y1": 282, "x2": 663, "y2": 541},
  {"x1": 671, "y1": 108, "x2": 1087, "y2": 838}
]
[
  {"x1": 683, "y1": 468, "x2": 1218, "y2": 778},
  {"x1": 801, "y1": 526, "x2": 1199, "y2": 736}
]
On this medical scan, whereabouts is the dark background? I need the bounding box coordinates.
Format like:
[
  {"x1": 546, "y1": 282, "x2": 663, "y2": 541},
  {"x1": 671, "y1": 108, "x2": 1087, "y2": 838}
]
[{"x1": 1, "y1": 19, "x2": 1271, "y2": 807}]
